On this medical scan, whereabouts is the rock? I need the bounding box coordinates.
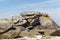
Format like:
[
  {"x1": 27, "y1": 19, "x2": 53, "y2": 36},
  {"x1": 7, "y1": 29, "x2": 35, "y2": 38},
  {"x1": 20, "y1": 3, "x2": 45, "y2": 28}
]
[
  {"x1": 21, "y1": 11, "x2": 40, "y2": 16},
  {"x1": 39, "y1": 16, "x2": 58, "y2": 29},
  {"x1": 12, "y1": 16, "x2": 20, "y2": 23},
  {"x1": 21, "y1": 11, "x2": 42, "y2": 19},
  {"x1": 39, "y1": 16, "x2": 52, "y2": 28},
  {"x1": 0, "y1": 26, "x2": 23, "y2": 39},
  {"x1": 0, "y1": 18, "x2": 12, "y2": 23},
  {"x1": 19, "y1": 29, "x2": 29, "y2": 37},
  {"x1": 0, "y1": 23, "x2": 12, "y2": 33},
  {"x1": 0, "y1": 11, "x2": 59, "y2": 39},
  {"x1": 42, "y1": 13, "x2": 48, "y2": 16},
  {"x1": 50, "y1": 30, "x2": 60, "y2": 36},
  {"x1": 0, "y1": 18, "x2": 13, "y2": 33},
  {"x1": 19, "y1": 26, "x2": 40, "y2": 38},
  {"x1": 28, "y1": 27, "x2": 40, "y2": 37}
]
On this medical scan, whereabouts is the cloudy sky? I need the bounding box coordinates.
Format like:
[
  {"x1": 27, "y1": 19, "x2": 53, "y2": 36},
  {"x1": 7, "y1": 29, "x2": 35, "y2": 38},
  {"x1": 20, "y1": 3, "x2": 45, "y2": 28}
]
[{"x1": 0, "y1": 0, "x2": 60, "y2": 26}]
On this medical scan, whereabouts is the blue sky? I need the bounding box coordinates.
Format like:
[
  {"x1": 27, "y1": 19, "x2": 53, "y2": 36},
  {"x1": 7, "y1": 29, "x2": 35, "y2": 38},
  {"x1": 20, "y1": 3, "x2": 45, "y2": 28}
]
[{"x1": 0, "y1": 0, "x2": 60, "y2": 26}]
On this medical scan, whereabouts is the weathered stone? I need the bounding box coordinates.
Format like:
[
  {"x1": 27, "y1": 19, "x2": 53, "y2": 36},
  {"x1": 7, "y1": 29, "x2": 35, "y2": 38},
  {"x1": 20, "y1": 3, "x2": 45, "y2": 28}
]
[
  {"x1": 39, "y1": 16, "x2": 58, "y2": 29},
  {"x1": 12, "y1": 16, "x2": 20, "y2": 23},
  {"x1": 19, "y1": 29, "x2": 29, "y2": 37},
  {"x1": 0, "y1": 18, "x2": 13, "y2": 33},
  {"x1": 28, "y1": 27, "x2": 40, "y2": 37},
  {"x1": 0, "y1": 11, "x2": 59, "y2": 39},
  {"x1": 0, "y1": 26, "x2": 23, "y2": 39},
  {"x1": 50, "y1": 30, "x2": 60, "y2": 36},
  {"x1": 21, "y1": 11, "x2": 42, "y2": 19},
  {"x1": 19, "y1": 26, "x2": 40, "y2": 38},
  {"x1": 0, "y1": 23, "x2": 12, "y2": 33}
]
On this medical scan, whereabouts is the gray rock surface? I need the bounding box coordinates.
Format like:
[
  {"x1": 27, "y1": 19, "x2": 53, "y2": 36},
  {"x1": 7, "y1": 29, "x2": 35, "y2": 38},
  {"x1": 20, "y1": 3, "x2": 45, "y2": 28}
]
[{"x1": 0, "y1": 11, "x2": 59, "y2": 39}]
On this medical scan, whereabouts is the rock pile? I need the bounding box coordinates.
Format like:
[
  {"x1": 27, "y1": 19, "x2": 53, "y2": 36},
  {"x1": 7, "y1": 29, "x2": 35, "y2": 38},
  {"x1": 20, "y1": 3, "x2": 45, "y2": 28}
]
[{"x1": 0, "y1": 11, "x2": 59, "y2": 39}]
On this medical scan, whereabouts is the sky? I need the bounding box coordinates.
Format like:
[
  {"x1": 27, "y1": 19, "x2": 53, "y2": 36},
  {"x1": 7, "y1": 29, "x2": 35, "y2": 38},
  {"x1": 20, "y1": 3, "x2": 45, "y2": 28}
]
[{"x1": 0, "y1": 0, "x2": 60, "y2": 26}]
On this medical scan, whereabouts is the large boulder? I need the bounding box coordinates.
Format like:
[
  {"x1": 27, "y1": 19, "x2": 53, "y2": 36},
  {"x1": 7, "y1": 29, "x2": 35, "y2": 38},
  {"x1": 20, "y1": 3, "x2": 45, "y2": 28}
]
[
  {"x1": 0, "y1": 11, "x2": 59, "y2": 39},
  {"x1": 21, "y1": 11, "x2": 58, "y2": 29},
  {"x1": 39, "y1": 16, "x2": 58, "y2": 29},
  {"x1": 19, "y1": 11, "x2": 58, "y2": 37}
]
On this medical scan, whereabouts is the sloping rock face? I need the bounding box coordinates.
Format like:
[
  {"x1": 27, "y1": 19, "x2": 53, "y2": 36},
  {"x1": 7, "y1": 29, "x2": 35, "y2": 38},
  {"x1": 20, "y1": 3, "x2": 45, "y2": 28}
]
[
  {"x1": 0, "y1": 19, "x2": 13, "y2": 33},
  {"x1": 0, "y1": 11, "x2": 59, "y2": 39}
]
